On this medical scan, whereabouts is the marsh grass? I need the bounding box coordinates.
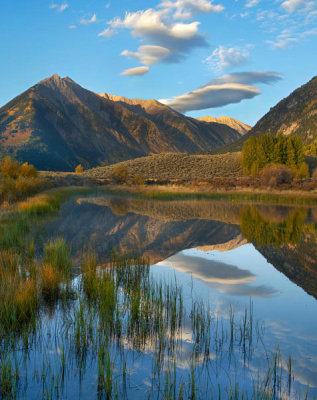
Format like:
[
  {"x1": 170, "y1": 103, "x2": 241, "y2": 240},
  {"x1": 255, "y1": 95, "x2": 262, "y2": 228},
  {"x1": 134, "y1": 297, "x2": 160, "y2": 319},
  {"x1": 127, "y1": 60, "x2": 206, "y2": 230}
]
[
  {"x1": 0, "y1": 190, "x2": 313, "y2": 399},
  {"x1": 0, "y1": 236, "x2": 73, "y2": 334},
  {"x1": 0, "y1": 252, "x2": 311, "y2": 399},
  {"x1": 105, "y1": 186, "x2": 317, "y2": 206},
  {"x1": 0, "y1": 252, "x2": 39, "y2": 333}
]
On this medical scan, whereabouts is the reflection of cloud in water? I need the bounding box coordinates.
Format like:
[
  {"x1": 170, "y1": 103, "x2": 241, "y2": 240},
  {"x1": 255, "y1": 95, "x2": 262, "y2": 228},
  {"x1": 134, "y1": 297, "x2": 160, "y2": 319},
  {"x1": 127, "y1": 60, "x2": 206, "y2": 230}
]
[{"x1": 159, "y1": 253, "x2": 277, "y2": 298}]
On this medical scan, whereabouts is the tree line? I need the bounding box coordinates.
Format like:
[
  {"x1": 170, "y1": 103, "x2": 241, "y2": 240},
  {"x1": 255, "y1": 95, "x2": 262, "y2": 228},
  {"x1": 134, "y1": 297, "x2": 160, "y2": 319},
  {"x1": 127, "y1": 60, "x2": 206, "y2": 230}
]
[{"x1": 241, "y1": 134, "x2": 309, "y2": 178}]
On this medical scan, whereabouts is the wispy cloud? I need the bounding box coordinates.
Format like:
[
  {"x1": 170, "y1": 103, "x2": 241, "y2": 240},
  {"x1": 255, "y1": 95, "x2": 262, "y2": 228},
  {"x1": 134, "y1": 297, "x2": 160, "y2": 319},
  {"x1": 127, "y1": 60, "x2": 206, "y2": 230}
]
[
  {"x1": 158, "y1": 0, "x2": 224, "y2": 20},
  {"x1": 121, "y1": 66, "x2": 149, "y2": 76},
  {"x1": 159, "y1": 71, "x2": 282, "y2": 113},
  {"x1": 281, "y1": 0, "x2": 314, "y2": 13},
  {"x1": 50, "y1": 3, "x2": 68, "y2": 12},
  {"x1": 98, "y1": 27, "x2": 116, "y2": 37},
  {"x1": 80, "y1": 14, "x2": 97, "y2": 25},
  {"x1": 245, "y1": 0, "x2": 260, "y2": 8},
  {"x1": 267, "y1": 27, "x2": 317, "y2": 49},
  {"x1": 204, "y1": 45, "x2": 251, "y2": 72}
]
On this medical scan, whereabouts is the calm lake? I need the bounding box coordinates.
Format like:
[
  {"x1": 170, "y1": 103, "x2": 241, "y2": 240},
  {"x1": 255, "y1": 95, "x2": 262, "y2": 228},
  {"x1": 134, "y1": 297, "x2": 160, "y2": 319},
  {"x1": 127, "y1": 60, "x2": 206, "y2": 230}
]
[{"x1": 2, "y1": 191, "x2": 317, "y2": 399}]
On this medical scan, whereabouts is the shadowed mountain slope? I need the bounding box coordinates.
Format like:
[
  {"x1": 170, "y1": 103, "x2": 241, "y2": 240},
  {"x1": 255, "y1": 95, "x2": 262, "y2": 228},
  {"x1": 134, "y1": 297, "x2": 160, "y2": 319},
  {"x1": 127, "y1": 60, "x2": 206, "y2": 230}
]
[
  {"x1": 0, "y1": 75, "x2": 243, "y2": 171},
  {"x1": 208, "y1": 76, "x2": 317, "y2": 154}
]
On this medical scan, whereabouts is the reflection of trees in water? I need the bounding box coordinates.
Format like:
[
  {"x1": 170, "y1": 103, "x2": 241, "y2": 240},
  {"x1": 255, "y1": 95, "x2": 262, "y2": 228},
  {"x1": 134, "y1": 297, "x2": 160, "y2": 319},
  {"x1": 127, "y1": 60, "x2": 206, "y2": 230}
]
[
  {"x1": 108, "y1": 198, "x2": 130, "y2": 216},
  {"x1": 240, "y1": 207, "x2": 308, "y2": 247}
]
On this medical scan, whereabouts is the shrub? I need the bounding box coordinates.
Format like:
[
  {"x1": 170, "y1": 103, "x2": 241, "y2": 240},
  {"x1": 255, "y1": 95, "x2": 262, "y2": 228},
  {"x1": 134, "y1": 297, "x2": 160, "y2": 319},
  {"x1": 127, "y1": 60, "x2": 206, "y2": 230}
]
[
  {"x1": 259, "y1": 164, "x2": 295, "y2": 187},
  {"x1": 112, "y1": 165, "x2": 129, "y2": 184},
  {"x1": 296, "y1": 162, "x2": 310, "y2": 179},
  {"x1": 0, "y1": 157, "x2": 20, "y2": 179},
  {"x1": 75, "y1": 164, "x2": 84, "y2": 173},
  {"x1": 0, "y1": 157, "x2": 44, "y2": 204},
  {"x1": 133, "y1": 174, "x2": 145, "y2": 186},
  {"x1": 19, "y1": 162, "x2": 38, "y2": 178}
]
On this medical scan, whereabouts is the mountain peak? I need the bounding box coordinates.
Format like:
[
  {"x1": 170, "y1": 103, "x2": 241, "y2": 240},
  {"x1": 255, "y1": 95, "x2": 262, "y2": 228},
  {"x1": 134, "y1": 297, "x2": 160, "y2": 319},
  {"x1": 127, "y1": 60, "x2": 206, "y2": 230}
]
[
  {"x1": 0, "y1": 75, "x2": 243, "y2": 171},
  {"x1": 197, "y1": 116, "x2": 251, "y2": 136},
  {"x1": 43, "y1": 74, "x2": 63, "y2": 83}
]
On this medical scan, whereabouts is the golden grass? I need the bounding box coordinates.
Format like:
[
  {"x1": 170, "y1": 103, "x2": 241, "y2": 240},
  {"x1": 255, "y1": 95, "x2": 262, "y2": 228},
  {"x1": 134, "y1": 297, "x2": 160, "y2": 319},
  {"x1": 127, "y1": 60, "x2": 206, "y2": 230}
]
[
  {"x1": 0, "y1": 270, "x2": 39, "y2": 331},
  {"x1": 41, "y1": 264, "x2": 61, "y2": 301},
  {"x1": 18, "y1": 194, "x2": 55, "y2": 214}
]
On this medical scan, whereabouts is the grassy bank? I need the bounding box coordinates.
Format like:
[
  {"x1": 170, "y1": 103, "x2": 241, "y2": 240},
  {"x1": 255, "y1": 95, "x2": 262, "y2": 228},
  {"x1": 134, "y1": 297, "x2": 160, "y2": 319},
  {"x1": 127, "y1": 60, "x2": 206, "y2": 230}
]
[{"x1": 101, "y1": 184, "x2": 317, "y2": 206}]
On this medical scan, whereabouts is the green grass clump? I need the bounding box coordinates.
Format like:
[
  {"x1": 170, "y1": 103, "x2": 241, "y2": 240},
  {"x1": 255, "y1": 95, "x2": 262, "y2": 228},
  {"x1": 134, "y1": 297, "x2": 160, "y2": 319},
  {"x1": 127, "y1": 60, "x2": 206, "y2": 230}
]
[{"x1": 0, "y1": 250, "x2": 39, "y2": 333}]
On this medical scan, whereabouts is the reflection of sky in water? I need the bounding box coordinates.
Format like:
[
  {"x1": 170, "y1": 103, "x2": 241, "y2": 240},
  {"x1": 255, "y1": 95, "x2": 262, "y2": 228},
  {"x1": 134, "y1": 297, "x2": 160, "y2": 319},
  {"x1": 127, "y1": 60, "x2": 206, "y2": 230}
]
[{"x1": 153, "y1": 244, "x2": 317, "y2": 396}]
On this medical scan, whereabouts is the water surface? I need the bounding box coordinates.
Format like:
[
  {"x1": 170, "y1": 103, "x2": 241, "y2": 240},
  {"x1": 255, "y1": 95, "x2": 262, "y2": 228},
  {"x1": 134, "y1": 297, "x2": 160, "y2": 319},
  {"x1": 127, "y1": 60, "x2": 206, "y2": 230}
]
[{"x1": 4, "y1": 192, "x2": 317, "y2": 399}]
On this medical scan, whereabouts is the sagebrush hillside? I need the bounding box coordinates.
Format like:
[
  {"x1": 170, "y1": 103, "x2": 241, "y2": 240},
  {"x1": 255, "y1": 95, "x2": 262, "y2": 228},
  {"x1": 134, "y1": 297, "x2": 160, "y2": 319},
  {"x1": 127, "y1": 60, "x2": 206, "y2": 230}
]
[{"x1": 84, "y1": 152, "x2": 243, "y2": 180}]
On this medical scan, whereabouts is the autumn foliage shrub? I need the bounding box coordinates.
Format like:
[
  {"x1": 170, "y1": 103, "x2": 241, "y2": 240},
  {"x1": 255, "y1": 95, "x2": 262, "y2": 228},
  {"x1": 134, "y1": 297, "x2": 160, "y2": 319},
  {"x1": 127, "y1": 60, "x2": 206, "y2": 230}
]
[
  {"x1": 112, "y1": 165, "x2": 130, "y2": 184},
  {"x1": 133, "y1": 174, "x2": 145, "y2": 186},
  {"x1": 259, "y1": 164, "x2": 295, "y2": 187},
  {"x1": 75, "y1": 164, "x2": 84, "y2": 173},
  {"x1": 0, "y1": 157, "x2": 45, "y2": 204}
]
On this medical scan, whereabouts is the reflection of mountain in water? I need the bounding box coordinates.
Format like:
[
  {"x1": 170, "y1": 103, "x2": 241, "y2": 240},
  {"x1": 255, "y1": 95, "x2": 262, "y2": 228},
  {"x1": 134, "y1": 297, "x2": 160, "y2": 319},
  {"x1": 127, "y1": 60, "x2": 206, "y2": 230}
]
[
  {"x1": 257, "y1": 234, "x2": 317, "y2": 299},
  {"x1": 46, "y1": 195, "x2": 317, "y2": 299},
  {"x1": 47, "y1": 197, "x2": 241, "y2": 265}
]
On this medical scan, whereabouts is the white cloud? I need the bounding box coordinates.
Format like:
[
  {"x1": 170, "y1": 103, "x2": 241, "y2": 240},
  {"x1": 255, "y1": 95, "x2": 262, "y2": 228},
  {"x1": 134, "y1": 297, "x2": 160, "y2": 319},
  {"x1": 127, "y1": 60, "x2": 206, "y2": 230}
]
[
  {"x1": 160, "y1": 83, "x2": 260, "y2": 112},
  {"x1": 204, "y1": 45, "x2": 251, "y2": 72},
  {"x1": 69, "y1": 25, "x2": 77, "y2": 29},
  {"x1": 59, "y1": 3, "x2": 68, "y2": 12},
  {"x1": 98, "y1": 27, "x2": 116, "y2": 37},
  {"x1": 121, "y1": 66, "x2": 150, "y2": 76},
  {"x1": 108, "y1": 9, "x2": 208, "y2": 53},
  {"x1": 207, "y1": 71, "x2": 282, "y2": 85},
  {"x1": 281, "y1": 0, "x2": 314, "y2": 13},
  {"x1": 80, "y1": 14, "x2": 97, "y2": 24},
  {"x1": 121, "y1": 45, "x2": 171, "y2": 65},
  {"x1": 159, "y1": 71, "x2": 282, "y2": 113},
  {"x1": 245, "y1": 0, "x2": 260, "y2": 8},
  {"x1": 50, "y1": 3, "x2": 68, "y2": 12},
  {"x1": 158, "y1": 0, "x2": 224, "y2": 20},
  {"x1": 267, "y1": 27, "x2": 317, "y2": 49}
]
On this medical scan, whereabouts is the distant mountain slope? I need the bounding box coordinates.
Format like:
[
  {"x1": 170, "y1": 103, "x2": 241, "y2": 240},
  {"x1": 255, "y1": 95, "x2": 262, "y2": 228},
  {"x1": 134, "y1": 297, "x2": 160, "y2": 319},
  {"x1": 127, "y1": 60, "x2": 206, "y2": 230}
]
[
  {"x1": 197, "y1": 116, "x2": 251, "y2": 136},
  {"x1": 209, "y1": 76, "x2": 317, "y2": 154},
  {"x1": 0, "y1": 75, "x2": 242, "y2": 171}
]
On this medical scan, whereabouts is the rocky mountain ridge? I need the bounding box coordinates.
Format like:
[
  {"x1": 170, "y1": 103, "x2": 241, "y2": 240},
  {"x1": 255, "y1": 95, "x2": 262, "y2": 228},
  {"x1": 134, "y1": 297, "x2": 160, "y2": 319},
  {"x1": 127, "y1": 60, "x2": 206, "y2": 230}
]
[
  {"x1": 0, "y1": 75, "x2": 245, "y2": 171},
  {"x1": 197, "y1": 116, "x2": 251, "y2": 136}
]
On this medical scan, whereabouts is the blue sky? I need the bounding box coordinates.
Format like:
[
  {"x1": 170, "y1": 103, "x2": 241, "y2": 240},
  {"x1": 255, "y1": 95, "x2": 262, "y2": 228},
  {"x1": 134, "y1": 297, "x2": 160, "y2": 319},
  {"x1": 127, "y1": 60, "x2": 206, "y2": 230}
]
[{"x1": 0, "y1": 0, "x2": 316, "y2": 125}]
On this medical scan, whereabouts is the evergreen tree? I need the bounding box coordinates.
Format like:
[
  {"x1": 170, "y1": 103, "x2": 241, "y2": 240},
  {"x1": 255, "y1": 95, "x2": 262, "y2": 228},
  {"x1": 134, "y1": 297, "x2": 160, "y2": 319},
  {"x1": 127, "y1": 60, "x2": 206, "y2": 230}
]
[{"x1": 242, "y1": 134, "x2": 305, "y2": 176}]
